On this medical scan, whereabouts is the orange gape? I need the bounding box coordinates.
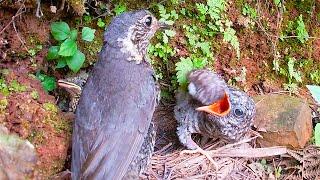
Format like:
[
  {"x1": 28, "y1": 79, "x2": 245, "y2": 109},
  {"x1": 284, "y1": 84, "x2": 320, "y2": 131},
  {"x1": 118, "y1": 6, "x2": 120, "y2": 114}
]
[{"x1": 196, "y1": 93, "x2": 231, "y2": 117}]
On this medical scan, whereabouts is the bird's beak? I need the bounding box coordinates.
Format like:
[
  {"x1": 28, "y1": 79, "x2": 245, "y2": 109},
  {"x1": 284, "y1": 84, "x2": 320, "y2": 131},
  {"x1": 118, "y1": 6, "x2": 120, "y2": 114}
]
[
  {"x1": 158, "y1": 21, "x2": 171, "y2": 30},
  {"x1": 196, "y1": 92, "x2": 231, "y2": 117},
  {"x1": 58, "y1": 80, "x2": 82, "y2": 95}
]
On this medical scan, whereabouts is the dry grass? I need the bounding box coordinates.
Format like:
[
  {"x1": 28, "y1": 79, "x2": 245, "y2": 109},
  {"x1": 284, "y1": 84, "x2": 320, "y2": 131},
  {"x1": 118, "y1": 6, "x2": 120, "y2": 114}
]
[{"x1": 143, "y1": 134, "x2": 290, "y2": 180}]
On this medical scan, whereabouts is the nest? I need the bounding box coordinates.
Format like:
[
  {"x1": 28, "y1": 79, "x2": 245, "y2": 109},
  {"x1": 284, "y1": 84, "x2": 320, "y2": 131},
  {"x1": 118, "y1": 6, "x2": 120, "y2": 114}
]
[
  {"x1": 145, "y1": 104, "x2": 320, "y2": 180},
  {"x1": 143, "y1": 136, "x2": 290, "y2": 180}
]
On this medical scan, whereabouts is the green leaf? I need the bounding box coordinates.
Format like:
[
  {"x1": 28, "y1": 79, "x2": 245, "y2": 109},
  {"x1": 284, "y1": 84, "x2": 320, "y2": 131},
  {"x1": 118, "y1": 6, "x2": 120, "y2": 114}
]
[
  {"x1": 97, "y1": 18, "x2": 105, "y2": 28},
  {"x1": 164, "y1": 30, "x2": 176, "y2": 37},
  {"x1": 196, "y1": 3, "x2": 208, "y2": 15},
  {"x1": 296, "y1": 15, "x2": 309, "y2": 43},
  {"x1": 274, "y1": 0, "x2": 281, "y2": 6},
  {"x1": 193, "y1": 57, "x2": 207, "y2": 69},
  {"x1": 36, "y1": 72, "x2": 56, "y2": 92},
  {"x1": 175, "y1": 57, "x2": 194, "y2": 87},
  {"x1": 42, "y1": 76, "x2": 56, "y2": 92},
  {"x1": 65, "y1": 50, "x2": 85, "y2": 72},
  {"x1": 70, "y1": 29, "x2": 78, "y2": 41},
  {"x1": 223, "y1": 27, "x2": 240, "y2": 59},
  {"x1": 50, "y1": 22, "x2": 70, "y2": 41},
  {"x1": 306, "y1": 85, "x2": 320, "y2": 105},
  {"x1": 56, "y1": 59, "x2": 67, "y2": 68},
  {"x1": 47, "y1": 46, "x2": 60, "y2": 60},
  {"x1": 82, "y1": 27, "x2": 96, "y2": 42},
  {"x1": 114, "y1": 3, "x2": 127, "y2": 15},
  {"x1": 315, "y1": 123, "x2": 320, "y2": 146},
  {"x1": 58, "y1": 39, "x2": 77, "y2": 56}
]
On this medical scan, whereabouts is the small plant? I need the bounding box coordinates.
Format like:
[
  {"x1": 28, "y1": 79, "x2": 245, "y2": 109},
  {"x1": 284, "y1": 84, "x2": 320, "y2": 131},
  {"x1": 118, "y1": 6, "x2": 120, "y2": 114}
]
[
  {"x1": 47, "y1": 21, "x2": 95, "y2": 73},
  {"x1": 28, "y1": 45, "x2": 43, "y2": 57},
  {"x1": 97, "y1": 18, "x2": 105, "y2": 28},
  {"x1": 0, "y1": 78, "x2": 27, "y2": 96},
  {"x1": 114, "y1": 3, "x2": 127, "y2": 15},
  {"x1": 9, "y1": 80, "x2": 27, "y2": 92},
  {"x1": 310, "y1": 70, "x2": 320, "y2": 84},
  {"x1": 242, "y1": 3, "x2": 257, "y2": 19},
  {"x1": 296, "y1": 15, "x2": 309, "y2": 43},
  {"x1": 315, "y1": 123, "x2": 320, "y2": 146},
  {"x1": 36, "y1": 71, "x2": 57, "y2": 92},
  {"x1": 175, "y1": 56, "x2": 207, "y2": 88},
  {"x1": 194, "y1": 0, "x2": 240, "y2": 59},
  {"x1": 223, "y1": 21, "x2": 240, "y2": 58},
  {"x1": 279, "y1": 57, "x2": 302, "y2": 93},
  {"x1": 148, "y1": 5, "x2": 177, "y2": 63},
  {"x1": 274, "y1": 166, "x2": 282, "y2": 179},
  {"x1": 31, "y1": 90, "x2": 39, "y2": 100},
  {"x1": 306, "y1": 85, "x2": 320, "y2": 146}
]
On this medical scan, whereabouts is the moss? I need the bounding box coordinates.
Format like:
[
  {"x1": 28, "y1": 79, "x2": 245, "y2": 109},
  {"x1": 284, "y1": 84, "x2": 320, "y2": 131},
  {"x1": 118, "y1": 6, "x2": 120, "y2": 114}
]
[
  {"x1": 47, "y1": 116, "x2": 71, "y2": 134},
  {"x1": 43, "y1": 103, "x2": 58, "y2": 113},
  {"x1": 9, "y1": 80, "x2": 27, "y2": 92},
  {"x1": 42, "y1": 102, "x2": 71, "y2": 133},
  {"x1": 27, "y1": 130, "x2": 45, "y2": 144},
  {"x1": 30, "y1": 90, "x2": 39, "y2": 100},
  {"x1": 0, "y1": 98, "x2": 8, "y2": 110},
  {"x1": 234, "y1": 0, "x2": 246, "y2": 9},
  {"x1": 79, "y1": 34, "x2": 103, "y2": 66}
]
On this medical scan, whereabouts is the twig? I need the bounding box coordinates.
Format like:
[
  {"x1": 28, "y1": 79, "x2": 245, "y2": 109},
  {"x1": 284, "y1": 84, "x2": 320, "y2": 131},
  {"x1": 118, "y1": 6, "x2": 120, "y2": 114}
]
[
  {"x1": 12, "y1": 20, "x2": 28, "y2": 51},
  {"x1": 155, "y1": 143, "x2": 173, "y2": 154},
  {"x1": 0, "y1": 3, "x2": 26, "y2": 35},
  {"x1": 0, "y1": 3, "x2": 27, "y2": 51}
]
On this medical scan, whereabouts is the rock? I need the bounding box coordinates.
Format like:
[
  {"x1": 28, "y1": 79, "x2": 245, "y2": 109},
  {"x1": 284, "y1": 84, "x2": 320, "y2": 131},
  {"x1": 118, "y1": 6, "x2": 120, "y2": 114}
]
[
  {"x1": 0, "y1": 125, "x2": 37, "y2": 179},
  {"x1": 253, "y1": 94, "x2": 312, "y2": 148},
  {"x1": 0, "y1": 70, "x2": 72, "y2": 178}
]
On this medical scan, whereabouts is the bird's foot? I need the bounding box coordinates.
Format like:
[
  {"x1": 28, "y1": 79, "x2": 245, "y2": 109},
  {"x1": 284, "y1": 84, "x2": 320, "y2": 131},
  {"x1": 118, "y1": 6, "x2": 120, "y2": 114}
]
[{"x1": 180, "y1": 143, "x2": 218, "y2": 170}]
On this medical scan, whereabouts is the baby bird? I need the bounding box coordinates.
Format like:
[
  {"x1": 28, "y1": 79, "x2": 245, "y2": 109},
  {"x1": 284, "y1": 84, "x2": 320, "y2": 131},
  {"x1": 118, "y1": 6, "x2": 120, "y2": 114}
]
[{"x1": 175, "y1": 69, "x2": 255, "y2": 150}]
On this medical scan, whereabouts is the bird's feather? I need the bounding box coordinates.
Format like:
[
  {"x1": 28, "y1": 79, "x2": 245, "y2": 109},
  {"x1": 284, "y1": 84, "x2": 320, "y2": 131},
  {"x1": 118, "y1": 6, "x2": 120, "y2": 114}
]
[{"x1": 71, "y1": 45, "x2": 158, "y2": 180}]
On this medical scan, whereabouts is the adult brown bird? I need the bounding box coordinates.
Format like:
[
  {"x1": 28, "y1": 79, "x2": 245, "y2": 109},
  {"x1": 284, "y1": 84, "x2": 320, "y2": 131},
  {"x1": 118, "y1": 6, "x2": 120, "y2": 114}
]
[
  {"x1": 58, "y1": 72, "x2": 156, "y2": 179},
  {"x1": 71, "y1": 10, "x2": 168, "y2": 179},
  {"x1": 175, "y1": 69, "x2": 255, "y2": 164}
]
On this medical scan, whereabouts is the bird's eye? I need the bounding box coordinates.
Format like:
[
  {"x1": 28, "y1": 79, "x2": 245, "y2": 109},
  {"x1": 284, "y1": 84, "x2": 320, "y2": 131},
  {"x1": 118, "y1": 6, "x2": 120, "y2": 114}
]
[
  {"x1": 145, "y1": 16, "x2": 152, "y2": 27},
  {"x1": 234, "y1": 108, "x2": 244, "y2": 118}
]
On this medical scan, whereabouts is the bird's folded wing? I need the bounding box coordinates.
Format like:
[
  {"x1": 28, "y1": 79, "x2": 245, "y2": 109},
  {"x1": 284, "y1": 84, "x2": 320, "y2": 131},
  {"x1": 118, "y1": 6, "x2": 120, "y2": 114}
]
[{"x1": 72, "y1": 94, "x2": 156, "y2": 180}]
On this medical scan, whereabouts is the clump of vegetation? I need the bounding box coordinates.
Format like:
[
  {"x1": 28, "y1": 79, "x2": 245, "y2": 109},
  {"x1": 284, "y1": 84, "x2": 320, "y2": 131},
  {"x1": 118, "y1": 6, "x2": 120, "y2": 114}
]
[
  {"x1": 280, "y1": 14, "x2": 309, "y2": 43},
  {"x1": 295, "y1": 15, "x2": 309, "y2": 43},
  {"x1": 36, "y1": 71, "x2": 57, "y2": 92},
  {"x1": 175, "y1": 0, "x2": 240, "y2": 89},
  {"x1": 114, "y1": 3, "x2": 127, "y2": 15},
  {"x1": 277, "y1": 57, "x2": 302, "y2": 93},
  {"x1": 47, "y1": 21, "x2": 96, "y2": 73},
  {"x1": 306, "y1": 85, "x2": 320, "y2": 146},
  {"x1": 242, "y1": 3, "x2": 257, "y2": 20},
  {"x1": 0, "y1": 78, "x2": 27, "y2": 96}
]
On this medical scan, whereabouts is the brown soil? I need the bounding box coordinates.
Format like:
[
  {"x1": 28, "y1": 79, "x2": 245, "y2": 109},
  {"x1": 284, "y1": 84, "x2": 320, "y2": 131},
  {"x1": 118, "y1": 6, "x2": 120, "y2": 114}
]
[{"x1": 0, "y1": 69, "x2": 72, "y2": 178}]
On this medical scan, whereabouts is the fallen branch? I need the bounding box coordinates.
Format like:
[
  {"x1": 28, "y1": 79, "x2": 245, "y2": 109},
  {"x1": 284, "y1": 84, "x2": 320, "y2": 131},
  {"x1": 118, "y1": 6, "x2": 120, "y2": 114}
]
[{"x1": 210, "y1": 146, "x2": 287, "y2": 158}]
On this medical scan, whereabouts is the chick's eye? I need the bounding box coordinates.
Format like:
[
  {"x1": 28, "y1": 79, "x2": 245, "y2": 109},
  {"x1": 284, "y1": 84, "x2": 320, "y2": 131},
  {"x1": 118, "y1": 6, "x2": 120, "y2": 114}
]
[
  {"x1": 145, "y1": 16, "x2": 152, "y2": 26},
  {"x1": 234, "y1": 108, "x2": 244, "y2": 117}
]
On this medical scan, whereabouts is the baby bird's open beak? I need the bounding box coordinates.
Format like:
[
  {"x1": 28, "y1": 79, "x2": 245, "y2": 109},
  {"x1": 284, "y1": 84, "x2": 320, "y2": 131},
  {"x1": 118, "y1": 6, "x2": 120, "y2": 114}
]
[{"x1": 196, "y1": 92, "x2": 231, "y2": 117}]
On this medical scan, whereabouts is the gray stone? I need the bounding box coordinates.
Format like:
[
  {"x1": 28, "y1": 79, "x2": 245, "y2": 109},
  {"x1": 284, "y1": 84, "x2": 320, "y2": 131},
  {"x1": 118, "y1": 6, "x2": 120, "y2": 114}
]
[
  {"x1": 0, "y1": 125, "x2": 37, "y2": 179},
  {"x1": 253, "y1": 94, "x2": 312, "y2": 148}
]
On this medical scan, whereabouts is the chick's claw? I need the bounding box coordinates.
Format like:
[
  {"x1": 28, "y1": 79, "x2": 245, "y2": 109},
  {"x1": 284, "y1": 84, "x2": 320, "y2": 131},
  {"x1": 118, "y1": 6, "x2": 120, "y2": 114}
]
[{"x1": 180, "y1": 137, "x2": 218, "y2": 170}]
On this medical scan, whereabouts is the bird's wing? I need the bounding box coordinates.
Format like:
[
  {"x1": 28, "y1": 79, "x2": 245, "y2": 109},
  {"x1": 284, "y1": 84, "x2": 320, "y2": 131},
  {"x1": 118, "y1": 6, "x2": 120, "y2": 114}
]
[{"x1": 71, "y1": 52, "x2": 158, "y2": 180}]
